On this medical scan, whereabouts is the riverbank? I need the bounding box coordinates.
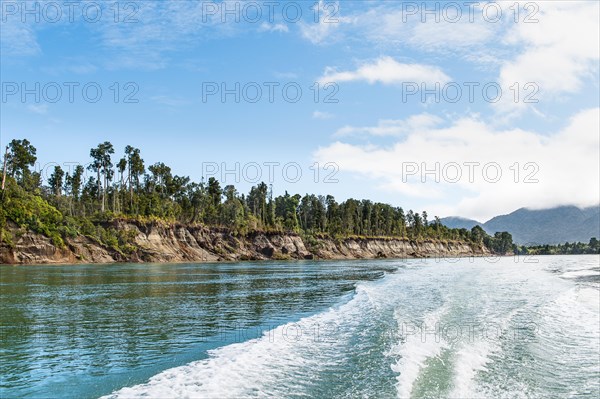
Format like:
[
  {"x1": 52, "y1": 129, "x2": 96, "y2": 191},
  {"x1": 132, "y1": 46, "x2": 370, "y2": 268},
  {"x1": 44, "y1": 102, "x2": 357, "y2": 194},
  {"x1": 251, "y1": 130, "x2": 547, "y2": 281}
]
[{"x1": 0, "y1": 220, "x2": 489, "y2": 264}]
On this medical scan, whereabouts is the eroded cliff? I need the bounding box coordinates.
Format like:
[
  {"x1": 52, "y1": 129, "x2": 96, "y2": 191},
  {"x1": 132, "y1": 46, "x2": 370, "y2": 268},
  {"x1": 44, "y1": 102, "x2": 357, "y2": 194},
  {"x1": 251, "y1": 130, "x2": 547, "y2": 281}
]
[{"x1": 1, "y1": 221, "x2": 489, "y2": 264}]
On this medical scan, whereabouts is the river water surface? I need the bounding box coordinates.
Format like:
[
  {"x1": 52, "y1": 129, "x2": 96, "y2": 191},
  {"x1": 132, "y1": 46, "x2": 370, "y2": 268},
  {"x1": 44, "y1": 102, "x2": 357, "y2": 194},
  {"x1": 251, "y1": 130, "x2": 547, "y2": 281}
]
[{"x1": 1, "y1": 255, "x2": 598, "y2": 398}]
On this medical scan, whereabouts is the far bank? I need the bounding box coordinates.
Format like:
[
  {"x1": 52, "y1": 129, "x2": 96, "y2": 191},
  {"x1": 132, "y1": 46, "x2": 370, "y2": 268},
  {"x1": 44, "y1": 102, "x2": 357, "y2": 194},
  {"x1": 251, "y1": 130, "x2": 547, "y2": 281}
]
[{"x1": 1, "y1": 220, "x2": 491, "y2": 265}]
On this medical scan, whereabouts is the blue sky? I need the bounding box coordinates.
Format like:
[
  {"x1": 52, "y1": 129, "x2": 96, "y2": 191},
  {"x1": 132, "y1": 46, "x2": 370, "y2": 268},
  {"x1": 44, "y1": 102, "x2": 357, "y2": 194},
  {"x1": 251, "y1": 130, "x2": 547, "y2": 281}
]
[{"x1": 1, "y1": 0, "x2": 599, "y2": 221}]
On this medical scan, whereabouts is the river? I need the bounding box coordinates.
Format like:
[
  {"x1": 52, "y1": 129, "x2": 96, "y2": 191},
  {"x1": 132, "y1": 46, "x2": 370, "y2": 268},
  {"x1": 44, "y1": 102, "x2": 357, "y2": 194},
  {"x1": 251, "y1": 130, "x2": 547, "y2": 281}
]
[{"x1": 1, "y1": 255, "x2": 598, "y2": 398}]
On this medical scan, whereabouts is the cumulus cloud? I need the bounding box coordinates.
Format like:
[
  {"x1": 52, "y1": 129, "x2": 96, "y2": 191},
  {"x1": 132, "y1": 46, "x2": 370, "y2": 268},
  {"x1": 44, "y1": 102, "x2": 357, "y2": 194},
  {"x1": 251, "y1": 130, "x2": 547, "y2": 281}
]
[
  {"x1": 319, "y1": 56, "x2": 451, "y2": 85},
  {"x1": 314, "y1": 109, "x2": 600, "y2": 221},
  {"x1": 495, "y1": 1, "x2": 600, "y2": 116}
]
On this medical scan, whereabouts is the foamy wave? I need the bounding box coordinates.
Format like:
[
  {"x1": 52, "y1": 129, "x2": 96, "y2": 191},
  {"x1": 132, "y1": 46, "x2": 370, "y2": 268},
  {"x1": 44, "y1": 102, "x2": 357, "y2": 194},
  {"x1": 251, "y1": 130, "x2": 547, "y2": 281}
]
[
  {"x1": 448, "y1": 307, "x2": 521, "y2": 398},
  {"x1": 390, "y1": 304, "x2": 450, "y2": 398},
  {"x1": 532, "y1": 286, "x2": 600, "y2": 396},
  {"x1": 101, "y1": 284, "x2": 375, "y2": 399},
  {"x1": 561, "y1": 269, "x2": 600, "y2": 279}
]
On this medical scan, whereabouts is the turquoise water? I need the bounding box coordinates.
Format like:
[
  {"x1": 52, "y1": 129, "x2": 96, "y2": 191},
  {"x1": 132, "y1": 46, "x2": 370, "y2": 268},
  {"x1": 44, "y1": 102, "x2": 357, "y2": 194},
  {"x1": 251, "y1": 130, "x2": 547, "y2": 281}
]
[{"x1": 1, "y1": 256, "x2": 599, "y2": 398}]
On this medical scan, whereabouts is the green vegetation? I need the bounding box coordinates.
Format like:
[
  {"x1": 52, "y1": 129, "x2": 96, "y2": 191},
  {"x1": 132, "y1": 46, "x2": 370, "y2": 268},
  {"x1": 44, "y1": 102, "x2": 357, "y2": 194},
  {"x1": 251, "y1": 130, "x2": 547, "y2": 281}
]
[
  {"x1": 1, "y1": 139, "x2": 516, "y2": 255},
  {"x1": 470, "y1": 226, "x2": 514, "y2": 254},
  {"x1": 1, "y1": 178, "x2": 64, "y2": 247},
  {"x1": 516, "y1": 238, "x2": 600, "y2": 255}
]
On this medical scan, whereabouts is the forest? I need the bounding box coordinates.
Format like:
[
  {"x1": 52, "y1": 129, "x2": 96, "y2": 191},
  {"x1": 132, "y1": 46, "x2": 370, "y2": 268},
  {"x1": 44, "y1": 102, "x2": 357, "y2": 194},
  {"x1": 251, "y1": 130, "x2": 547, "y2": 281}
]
[
  {"x1": 1, "y1": 139, "x2": 516, "y2": 255},
  {"x1": 515, "y1": 239, "x2": 600, "y2": 255}
]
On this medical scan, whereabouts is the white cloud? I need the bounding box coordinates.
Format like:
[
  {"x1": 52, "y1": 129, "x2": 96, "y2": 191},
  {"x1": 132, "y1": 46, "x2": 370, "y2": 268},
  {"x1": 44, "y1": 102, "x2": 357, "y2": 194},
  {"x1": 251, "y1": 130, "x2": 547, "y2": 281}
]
[
  {"x1": 27, "y1": 104, "x2": 48, "y2": 115},
  {"x1": 495, "y1": 1, "x2": 600, "y2": 115},
  {"x1": 335, "y1": 113, "x2": 442, "y2": 137},
  {"x1": 0, "y1": 21, "x2": 40, "y2": 57},
  {"x1": 95, "y1": 1, "x2": 242, "y2": 70},
  {"x1": 313, "y1": 110, "x2": 334, "y2": 120},
  {"x1": 314, "y1": 108, "x2": 600, "y2": 221},
  {"x1": 40, "y1": 60, "x2": 98, "y2": 75},
  {"x1": 258, "y1": 23, "x2": 289, "y2": 33},
  {"x1": 328, "y1": 3, "x2": 503, "y2": 67},
  {"x1": 408, "y1": 18, "x2": 495, "y2": 50},
  {"x1": 319, "y1": 56, "x2": 451, "y2": 85},
  {"x1": 298, "y1": 21, "x2": 336, "y2": 45},
  {"x1": 298, "y1": 1, "x2": 350, "y2": 45}
]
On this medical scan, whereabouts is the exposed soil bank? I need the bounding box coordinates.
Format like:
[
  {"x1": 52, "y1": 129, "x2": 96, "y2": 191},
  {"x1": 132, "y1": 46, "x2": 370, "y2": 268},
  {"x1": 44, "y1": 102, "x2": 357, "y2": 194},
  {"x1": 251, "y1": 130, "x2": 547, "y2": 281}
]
[{"x1": 1, "y1": 221, "x2": 490, "y2": 265}]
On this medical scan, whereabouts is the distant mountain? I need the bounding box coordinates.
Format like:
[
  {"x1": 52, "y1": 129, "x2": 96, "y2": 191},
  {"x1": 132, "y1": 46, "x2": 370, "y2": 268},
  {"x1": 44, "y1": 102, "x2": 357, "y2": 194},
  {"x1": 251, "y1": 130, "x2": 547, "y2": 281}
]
[
  {"x1": 438, "y1": 217, "x2": 481, "y2": 230},
  {"x1": 441, "y1": 206, "x2": 600, "y2": 245}
]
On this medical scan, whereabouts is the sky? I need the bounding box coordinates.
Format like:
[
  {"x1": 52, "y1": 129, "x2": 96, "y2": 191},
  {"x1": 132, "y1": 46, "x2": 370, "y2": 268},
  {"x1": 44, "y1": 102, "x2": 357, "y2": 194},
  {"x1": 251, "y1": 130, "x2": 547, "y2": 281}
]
[{"x1": 1, "y1": 0, "x2": 599, "y2": 222}]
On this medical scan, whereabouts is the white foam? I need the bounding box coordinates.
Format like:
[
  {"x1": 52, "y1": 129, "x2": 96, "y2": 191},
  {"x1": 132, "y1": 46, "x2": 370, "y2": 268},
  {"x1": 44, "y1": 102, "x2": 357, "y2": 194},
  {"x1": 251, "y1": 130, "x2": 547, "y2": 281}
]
[
  {"x1": 101, "y1": 283, "x2": 375, "y2": 399},
  {"x1": 541, "y1": 286, "x2": 600, "y2": 342},
  {"x1": 390, "y1": 304, "x2": 449, "y2": 399},
  {"x1": 448, "y1": 306, "x2": 522, "y2": 399},
  {"x1": 100, "y1": 258, "x2": 600, "y2": 399},
  {"x1": 532, "y1": 285, "x2": 600, "y2": 396},
  {"x1": 449, "y1": 341, "x2": 491, "y2": 399},
  {"x1": 561, "y1": 269, "x2": 600, "y2": 279}
]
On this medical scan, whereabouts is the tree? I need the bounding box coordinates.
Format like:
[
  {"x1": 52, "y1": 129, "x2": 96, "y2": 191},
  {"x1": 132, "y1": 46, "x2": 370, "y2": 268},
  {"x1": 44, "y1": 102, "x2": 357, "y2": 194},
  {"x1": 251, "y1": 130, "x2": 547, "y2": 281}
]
[
  {"x1": 115, "y1": 158, "x2": 127, "y2": 213},
  {"x1": 125, "y1": 145, "x2": 145, "y2": 211},
  {"x1": 1, "y1": 145, "x2": 7, "y2": 191},
  {"x1": 48, "y1": 165, "x2": 65, "y2": 196},
  {"x1": 496, "y1": 231, "x2": 513, "y2": 254},
  {"x1": 2, "y1": 138, "x2": 527, "y2": 259},
  {"x1": 223, "y1": 185, "x2": 238, "y2": 202},
  {"x1": 326, "y1": 195, "x2": 341, "y2": 235},
  {"x1": 71, "y1": 165, "x2": 84, "y2": 201},
  {"x1": 396, "y1": 207, "x2": 406, "y2": 237},
  {"x1": 169, "y1": 175, "x2": 189, "y2": 200},
  {"x1": 148, "y1": 162, "x2": 172, "y2": 195},
  {"x1": 221, "y1": 185, "x2": 246, "y2": 232},
  {"x1": 247, "y1": 183, "x2": 268, "y2": 226},
  {"x1": 275, "y1": 191, "x2": 300, "y2": 231},
  {"x1": 471, "y1": 225, "x2": 486, "y2": 243},
  {"x1": 202, "y1": 177, "x2": 222, "y2": 224},
  {"x1": 6, "y1": 139, "x2": 37, "y2": 187},
  {"x1": 117, "y1": 158, "x2": 127, "y2": 187},
  {"x1": 433, "y1": 216, "x2": 442, "y2": 234},
  {"x1": 185, "y1": 182, "x2": 204, "y2": 224},
  {"x1": 89, "y1": 142, "x2": 115, "y2": 212},
  {"x1": 413, "y1": 212, "x2": 423, "y2": 238},
  {"x1": 483, "y1": 231, "x2": 514, "y2": 254},
  {"x1": 589, "y1": 237, "x2": 599, "y2": 252},
  {"x1": 81, "y1": 176, "x2": 98, "y2": 216}
]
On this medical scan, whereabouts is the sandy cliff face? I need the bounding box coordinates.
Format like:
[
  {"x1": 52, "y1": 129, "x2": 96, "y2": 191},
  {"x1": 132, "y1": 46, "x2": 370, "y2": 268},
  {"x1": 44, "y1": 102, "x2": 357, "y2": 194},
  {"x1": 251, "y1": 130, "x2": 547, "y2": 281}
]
[
  {"x1": 314, "y1": 238, "x2": 484, "y2": 260},
  {"x1": 1, "y1": 221, "x2": 489, "y2": 265}
]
